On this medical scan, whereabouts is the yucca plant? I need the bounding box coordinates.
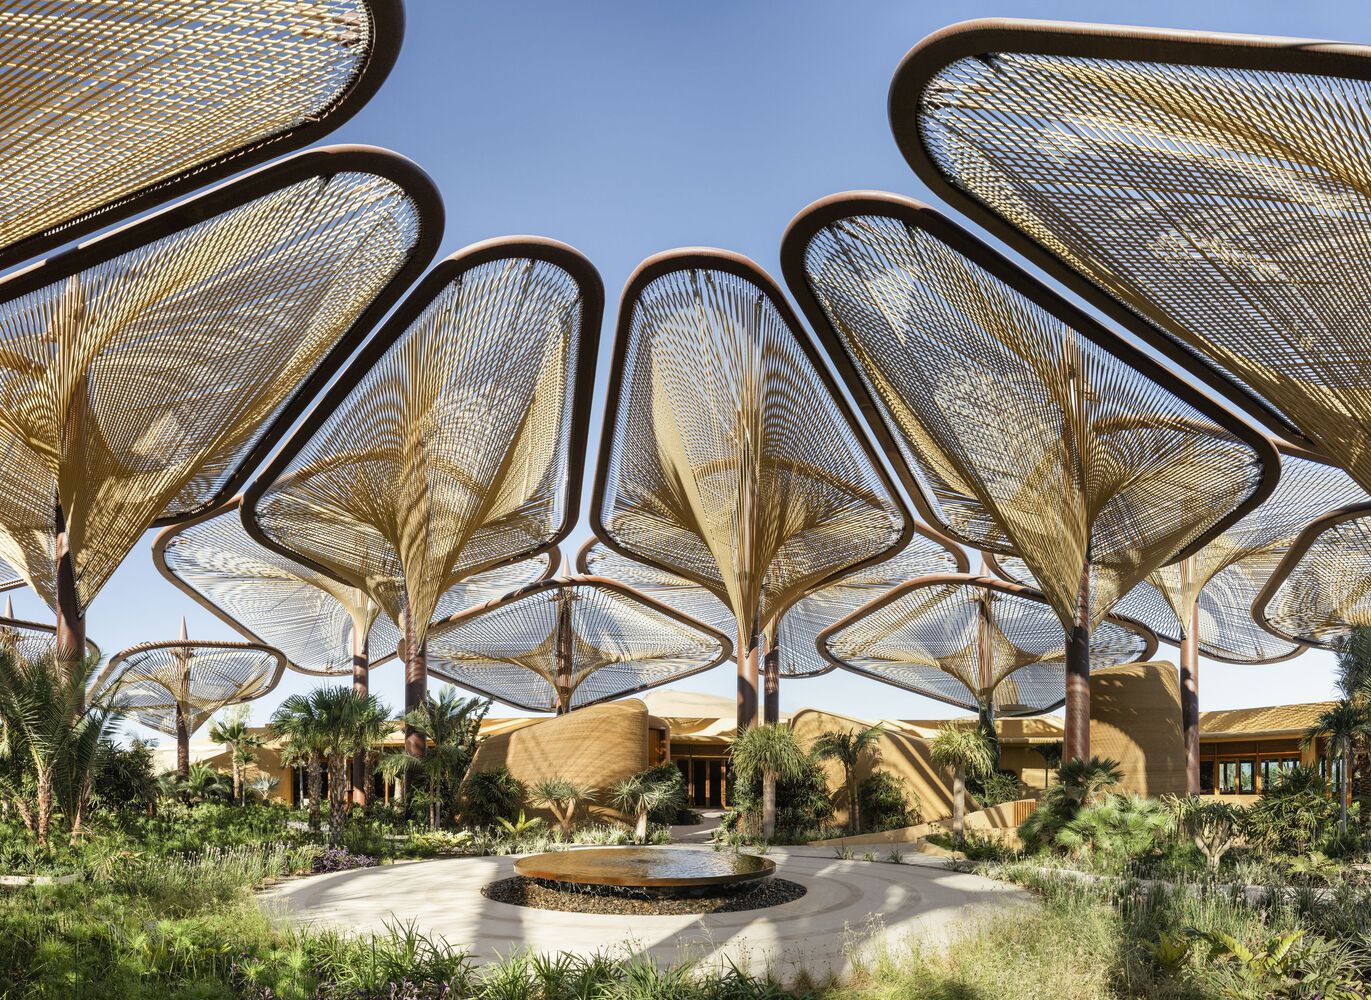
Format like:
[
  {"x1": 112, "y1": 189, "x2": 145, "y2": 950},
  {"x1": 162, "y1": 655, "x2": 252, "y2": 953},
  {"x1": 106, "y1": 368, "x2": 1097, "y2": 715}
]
[
  {"x1": 929, "y1": 724, "x2": 995, "y2": 846},
  {"x1": 529, "y1": 778, "x2": 596, "y2": 838},
  {"x1": 730, "y1": 723, "x2": 809, "y2": 840},
  {"x1": 609, "y1": 763, "x2": 685, "y2": 842}
]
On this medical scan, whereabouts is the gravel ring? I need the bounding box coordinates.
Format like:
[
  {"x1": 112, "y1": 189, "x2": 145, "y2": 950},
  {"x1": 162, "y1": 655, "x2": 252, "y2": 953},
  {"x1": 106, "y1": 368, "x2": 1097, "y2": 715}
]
[{"x1": 481, "y1": 875, "x2": 807, "y2": 915}]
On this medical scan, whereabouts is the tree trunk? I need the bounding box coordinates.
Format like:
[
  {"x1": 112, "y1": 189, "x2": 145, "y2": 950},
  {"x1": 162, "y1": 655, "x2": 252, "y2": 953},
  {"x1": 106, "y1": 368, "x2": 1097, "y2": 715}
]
[
  {"x1": 952, "y1": 766, "x2": 966, "y2": 846},
  {"x1": 307, "y1": 755, "x2": 323, "y2": 831},
  {"x1": 1180, "y1": 590, "x2": 1201, "y2": 796},
  {"x1": 351, "y1": 622, "x2": 370, "y2": 808},
  {"x1": 635, "y1": 809, "x2": 649, "y2": 843},
  {"x1": 762, "y1": 770, "x2": 776, "y2": 840},
  {"x1": 232, "y1": 754, "x2": 243, "y2": 806},
  {"x1": 847, "y1": 765, "x2": 860, "y2": 835},
  {"x1": 1342, "y1": 746, "x2": 1352, "y2": 836},
  {"x1": 34, "y1": 765, "x2": 52, "y2": 846},
  {"x1": 329, "y1": 754, "x2": 347, "y2": 841},
  {"x1": 1064, "y1": 559, "x2": 1091, "y2": 763},
  {"x1": 69, "y1": 776, "x2": 93, "y2": 845},
  {"x1": 402, "y1": 606, "x2": 426, "y2": 807}
]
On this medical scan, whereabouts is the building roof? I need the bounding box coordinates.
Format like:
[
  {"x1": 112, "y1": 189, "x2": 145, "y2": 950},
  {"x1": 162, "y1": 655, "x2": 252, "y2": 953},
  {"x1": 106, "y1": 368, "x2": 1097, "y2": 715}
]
[{"x1": 1199, "y1": 702, "x2": 1336, "y2": 738}]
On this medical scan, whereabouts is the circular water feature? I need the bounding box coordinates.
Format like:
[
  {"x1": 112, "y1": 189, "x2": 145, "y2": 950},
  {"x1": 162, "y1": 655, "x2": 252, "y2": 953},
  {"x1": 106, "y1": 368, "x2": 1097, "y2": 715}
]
[{"x1": 513, "y1": 847, "x2": 775, "y2": 899}]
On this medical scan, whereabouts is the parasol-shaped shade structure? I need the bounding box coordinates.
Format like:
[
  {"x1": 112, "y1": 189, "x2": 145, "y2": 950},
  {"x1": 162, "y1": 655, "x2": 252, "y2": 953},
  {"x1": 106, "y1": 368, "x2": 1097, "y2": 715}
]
[
  {"x1": 592, "y1": 250, "x2": 911, "y2": 729},
  {"x1": 244, "y1": 238, "x2": 602, "y2": 763},
  {"x1": 93, "y1": 621, "x2": 285, "y2": 780},
  {"x1": 0, "y1": 145, "x2": 441, "y2": 671},
  {"x1": 424, "y1": 577, "x2": 732, "y2": 714},
  {"x1": 0, "y1": 595, "x2": 99, "y2": 662},
  {"x1": 578, "y1": 526, "x2": 967, "y2": 681},
  {"x1": 819, "y1": 573, "x2": 1157, "y2": 721},
  {"x1": 893, "y1": 19, "x2": 1371, "y2": 475},
  {"x1": 782, "y1": 192, "x2": 1276, "y2": 761},
  {"x1": 0, "y1": 0, "x2": 402, "y2": 269},
  {"x1": 1257, "y1": 503, "x2": 1371, "y2": 651}
]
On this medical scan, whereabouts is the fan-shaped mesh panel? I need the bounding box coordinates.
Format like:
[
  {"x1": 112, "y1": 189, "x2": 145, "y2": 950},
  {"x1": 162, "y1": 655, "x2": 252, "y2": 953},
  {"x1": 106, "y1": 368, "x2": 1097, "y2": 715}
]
[
  {"x1": 595, "y1": 255, "x2": 907, "y2": 643},
  {"x1": 425, "y1": 580, "x2": 729, "y2": 713},
  {"x1": 789, "y1": 202, "x2": 1269, "y2": 630},
  {"x1": 823, "y1": 576, "x2": 1152, "y2": 715},
  {"x1": 0, "y1": 613, "x2": 98, "y2": 662},
  {"x1": 1260, "y1": 507, "x2": 1371, "y2": 648},
  {"x1": 0, "y1": 151, "x2": 433, "y2": 614},
  {"x1": 0, "y1": 0, "x2": 395, "y2": 265},
  {"x1": 247, "y1": 246, "x2": 599, "y2": 646},
  {"x1": 156, "y1": 502, "x2": 553, "y2": 675},
  {"x1": 904, "y1": 23, "x2": 1371, "y2": 475},
  {"x1": 93, "y1": 640, "x2": 284, "y2": 736},
  {"x1": 580, "y1": 532, "x2": 963, "y2": 677}
]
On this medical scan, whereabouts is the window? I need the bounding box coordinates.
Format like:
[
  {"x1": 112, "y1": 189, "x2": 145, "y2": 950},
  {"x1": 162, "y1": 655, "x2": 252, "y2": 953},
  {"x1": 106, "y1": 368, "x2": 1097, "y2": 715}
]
[
  {"x1": 1260, "y1": 758, "x2": 1300, "y2": 791},
  {"x1": 1218, "y1": 759, "x2": 1255, "y2": 794},
  {"x1": 1200, "y1": 762, "x2": 1214, "y2": 794}
]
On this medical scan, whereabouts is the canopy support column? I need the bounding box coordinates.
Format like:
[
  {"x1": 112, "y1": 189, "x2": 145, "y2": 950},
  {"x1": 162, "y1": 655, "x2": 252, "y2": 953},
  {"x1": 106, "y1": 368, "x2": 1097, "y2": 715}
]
[
  {"x1": 175, "y1": 703, "x2": 190, "y2": 782},
  {"x1": 402, "y1": 600, "x2": 426, "y2": 804},
  {"x1": 1180, "y1": 556, "x2": 1201, "y2": 795},
  {"x1": 763, "y1": 631, "x2": 780, "y2": 725},
  {"x1": 54, "y1": 499, "x2": 84, "y2": 682},
  {"x1": 350, "y1": 617, "x2": 370, "y2": 807},
  {"x1": 1064, "y1": 558, "x2": 1091, "y2": 763},
  {"x1": 555, "y1": 591, "x2": 573, "y2": 715}
]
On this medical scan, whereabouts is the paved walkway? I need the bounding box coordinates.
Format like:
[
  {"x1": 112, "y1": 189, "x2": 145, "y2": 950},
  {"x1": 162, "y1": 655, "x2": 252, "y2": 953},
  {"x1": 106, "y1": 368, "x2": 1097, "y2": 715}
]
[{"x1": 261, "y1": 845, "x2": 1033, "y2": 982}]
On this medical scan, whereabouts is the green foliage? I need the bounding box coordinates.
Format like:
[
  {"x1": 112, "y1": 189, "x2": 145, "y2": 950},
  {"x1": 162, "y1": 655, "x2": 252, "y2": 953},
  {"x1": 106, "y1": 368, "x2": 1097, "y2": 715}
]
[
  {"x1": 971, "y1": 769, "x2": 1023, "y2": 807},
  {"x1": 494, "y1": 809, "x2": 544, "y2": 837},
  {"x1": 856, "y1": 770, "x2": 920, "y2": 833},
  {"x1": 1246, "y1": 765, "x2": 1343, "y2": 855},
  {"x1": 1018, "y1": 756, "x2": 1124, "y2": 853},
  {"x1": 726, "y1": 749, "x2": 834, "y2": 843},
  {"x1": 1167, "y1": 795, "x2": 1245, "y2": 871},
  {"x1": 731, "y1": 723, "x2": 811, "y2": 838},
  {"x1": 379, "y1": 688, "x2": 488, "y2": 830},
  {"x1": 929, "y1": 725, "x2": 995, "y2": 779},
  {"x1": 91, "y1": 738, "x2": 157, "y2": 814},
  {"x1": 1054, "y1": 793, "x2": 1174, "y2": 865},
  {"x1": 608, "y1": 762, "x2": 686, "y2": 841},
  {"x1": 812, "y1": 722, "x2": 885, "y2": 834},
  {"x1": 460, "y1": 766, "x2": 523, "y2": 828},
  {"x1": 528, "y1": 777, "x2": 596, "y2": 837}
]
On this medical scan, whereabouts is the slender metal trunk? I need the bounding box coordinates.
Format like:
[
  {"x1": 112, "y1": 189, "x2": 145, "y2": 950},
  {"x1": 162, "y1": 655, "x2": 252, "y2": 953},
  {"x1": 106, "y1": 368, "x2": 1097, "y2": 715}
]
[
  {"x1": 762, "y1": 632, "x2": 780, "y2": 725},
  {"x1": 54, "y1": 499, "x2": 85, "y2": 686},
  {"x1": 555, "y1": 592, "x2": 573, "y2": 715},
  {"x1": 737, "y1": 623, "x2": 759, "y2": 732},
  {"x1": 1180, "y1": 567, "x2": 1201, "y2": 795},
  {"x1": 175, "y1": 704, "x2": 190, "y2": 781},
  {"x1": 1064, "y1": 557, "x2": 1091, "y2": 763},
  {"x1": 402, "y1": 599, "x2": 426, "y2": 805},
  {"x1": 350, "y1": 618, "x2": 370, "y2": 807}
]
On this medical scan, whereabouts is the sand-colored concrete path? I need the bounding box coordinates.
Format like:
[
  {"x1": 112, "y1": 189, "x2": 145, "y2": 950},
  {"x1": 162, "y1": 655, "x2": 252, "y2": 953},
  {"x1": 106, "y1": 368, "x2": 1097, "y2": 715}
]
[{"x1": 261, "y1": 845, "x2": 1032, "y2": 982}]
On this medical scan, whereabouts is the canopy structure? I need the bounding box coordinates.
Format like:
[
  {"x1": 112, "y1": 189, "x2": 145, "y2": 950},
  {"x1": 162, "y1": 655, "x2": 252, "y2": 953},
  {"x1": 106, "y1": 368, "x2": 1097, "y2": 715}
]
[
  {"x1": 0, "y1": 595, "x2": 99, "y2": 662},
  {"x1": 894, "y1": 19, "x2": 1371, "y2": 472},
  {"x1": 244, "y1": 238, "x2": 603, "y2": 762},
  {"x1": 578, "y1": 525, "x2": 967, "y2": 681},
  {"x1": 425, "y1": 578, "x2": 732, "y2": 714},
  {"x1": 592, "y1": 250, "x2": 911, "y2": 729},
  {"x1": 0, "y1": 0, "x2": 401, "y2": 269},
  {"x1": 93, "y1": 621, "x2": 284, "y2": 779},
  {"x1": 819, "y1": 574, "x2": 1157, "y2": 720},
  {"x1": 782, "y1": 192, "x2": 1275, "y2": 760},
  {"x1": 0, "y1": 146, "x2": 440, "y2": 671},
  {"x1": 1257, "y1": 503, "x2": 1371, "y2": 650}
]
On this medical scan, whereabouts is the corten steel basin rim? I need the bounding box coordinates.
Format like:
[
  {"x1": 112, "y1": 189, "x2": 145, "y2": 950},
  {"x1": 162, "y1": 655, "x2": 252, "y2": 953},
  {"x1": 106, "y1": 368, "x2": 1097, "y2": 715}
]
[{"x1": 513, "y1": 847, "x2": 776, "y2": 890}]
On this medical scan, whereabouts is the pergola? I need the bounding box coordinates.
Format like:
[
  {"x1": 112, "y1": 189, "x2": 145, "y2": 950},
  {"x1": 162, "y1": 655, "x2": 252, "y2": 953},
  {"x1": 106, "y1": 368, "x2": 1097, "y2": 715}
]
[
  {"x1": 782, "y1": 192, "x2": 1275, "y2": 761},
  {"x1": 0, "y1": 0, "x2": 402, "y2": 271},
  {"x1": 592, "y1": 250, "x2": 911, "y2": 730},
  {"x1": 424, "y1": 578, "x2": 732, "y2": 714},
  {"x1": 244, "y1": 238, "x2": 603, "y2": 764},
  {"x1": 0, "y1": 146, "x2": 440, "y2": 674},
  {"x1": 93, "y1": 622, "x2": 285, "y2": 780},
  {"x1": 818, "y1": 574, "x2": 1157, "y2": 722},
  {"x1": 1258, "y1": 503, "x2": 1371, "y2": 650},
  {"x1": 578, "y1": 527, "x2": 967, "y2": 690},
  {"x1": 0, "y1": 596, "x2": 100, "y2": 663}
]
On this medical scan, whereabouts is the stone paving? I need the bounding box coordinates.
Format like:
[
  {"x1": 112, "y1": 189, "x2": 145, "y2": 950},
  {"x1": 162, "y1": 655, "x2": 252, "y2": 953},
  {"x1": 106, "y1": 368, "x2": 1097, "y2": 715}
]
[{"x1": 261, "y1": 844, "x2": 1034, "y2": 983}]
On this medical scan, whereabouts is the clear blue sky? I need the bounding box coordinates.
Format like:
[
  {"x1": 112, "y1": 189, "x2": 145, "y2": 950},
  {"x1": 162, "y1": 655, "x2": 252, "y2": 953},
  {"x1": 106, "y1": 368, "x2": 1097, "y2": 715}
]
[{"x1": 22, "y1": 0, "x2": 1355, "y2": 743}]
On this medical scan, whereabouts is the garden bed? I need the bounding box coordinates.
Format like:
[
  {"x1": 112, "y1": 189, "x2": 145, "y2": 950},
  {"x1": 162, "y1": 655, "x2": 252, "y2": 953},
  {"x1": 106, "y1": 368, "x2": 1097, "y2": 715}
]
[{"x1": 481, "y1": 874, "x2": 806, "y2": 915}]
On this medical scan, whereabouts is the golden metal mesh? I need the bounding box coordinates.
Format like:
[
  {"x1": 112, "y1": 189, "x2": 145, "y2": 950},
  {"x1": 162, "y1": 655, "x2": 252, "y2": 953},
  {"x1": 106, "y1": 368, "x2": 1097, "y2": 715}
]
[
  {"x1": 820, "y1": 575, "x2": 1155, "y2": 715},
  {"x1": 425, "y1": 579, "x2": 731, "y2": 713},
  {"x1": 155, "y1": 500, "x2": 555, "y2": 677},
  {"x1": 245, "y1": 241, "x2": 602, "y2": 647},
  {"x1": 0, "y1": 148, "x2": 436, "y2": 615},
  {"x1": 0, "y1": 605, "x2": 98, "y2": 662},
  {"x1": 899, "y1": 21, "x2": 1371, "y2": 470},
  {"x1": 578, "y1": 528, "x2": 965, "y2": 677},
  {"x1": 784, "y1": 195, "x2": 1274, "y2": 632},
  {"x1": 93, "y1": 637, "x2": 284, "y2": 736},
  {"x1": 1258, "y1": 504, "x2": 1371, "y2": 648},
  {"x1": 0, "y1": 0, "x2": 398, "y2": 266},
  {"x1": 593, "y1": 251, "x2": 909, "y2": 648}
]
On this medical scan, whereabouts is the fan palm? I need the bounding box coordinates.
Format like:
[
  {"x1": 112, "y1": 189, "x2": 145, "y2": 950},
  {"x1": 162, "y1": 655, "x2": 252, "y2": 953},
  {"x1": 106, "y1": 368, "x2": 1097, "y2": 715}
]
[
  {"x1": 208, "y1": 706, "x2": 265, "y2": 806},
  {"x1": 730, "y1": 723, "x2": 809, "y2": 840},
  {"x1": 929, "y1": 725, "x2": 995, "y2": 845},
  {"x1": 299, "y1": 686, "x2": 392, "y2": 839},
  {"x1": 1301, "y1": 699, "x2": 1369, "y2": 835},
  {"x1": 529, "y1": 778, "x2": 597, "y2": 838},
  {"x1": 379, "y1": 688, "x2": 489, "y2": 830},
  {"x1": 812, "y1": 723, "x2": 885, "y2": 834},
  {"x1": 1055, "y1": 756, "x2": 1126, "y2": 811},
  {"x1": 269, "y1": 693, "x2": 328, "y2": 830}
]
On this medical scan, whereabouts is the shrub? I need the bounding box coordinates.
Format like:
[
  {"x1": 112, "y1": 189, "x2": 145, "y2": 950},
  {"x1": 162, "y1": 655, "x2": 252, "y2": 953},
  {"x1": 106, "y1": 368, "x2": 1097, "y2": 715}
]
[
  {"x1": 1018, "y1": 757, "x2": 1124, "y2": 854},
  {"x1": 310, "y1": 845, "x2": 377, "y2": 873},
  {"x1": 1054, "y1": 793, "x2": 1173, "y2": 865},
  {"x1": 726, "y1": 751, "x2": 834, "y2": 843},
  {"x1": 857, "y1": 770, "x2": 920, "y2": 832},
  {"x1": 459, "y1": 767, "x2": 523, "y2": 827},
  {"x1": 972, "y1": 769, "x2": 1023, "y2": 807},
  {"x1": 1168, "y1": 795, "x2": 1245, "y2": 871},
  {"x1": 1246, "y1": 765, "x2": 1343, "y2": 856},
  {"x1": 609, "y1": 763, "x2": 686, "y2": 842}
]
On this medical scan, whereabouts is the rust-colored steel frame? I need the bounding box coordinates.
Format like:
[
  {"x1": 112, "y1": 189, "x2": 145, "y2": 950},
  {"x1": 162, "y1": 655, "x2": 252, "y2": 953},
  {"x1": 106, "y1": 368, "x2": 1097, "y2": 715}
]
[
  {"x1": 424, "y1": 575, "x2": 733, "y2": 714},
  {"x1": 0, "y1": 0, "x2": 404, "y2": 274},
  {"x1": 1255, "y1": 501, "x2": 1371, "y2": 650},
  {"x1": 782, "y1": 191, "x2": 1278, "y2": 763},
  {"x1": 888, "y1": 18, "x2": 1371, "y2": 451},
  {"x1": 816, "y1": 572, "x2": 1159, "y2": 716},
  {"x1": 591, "y1": 249, "x2": 915, "y2": 732}
]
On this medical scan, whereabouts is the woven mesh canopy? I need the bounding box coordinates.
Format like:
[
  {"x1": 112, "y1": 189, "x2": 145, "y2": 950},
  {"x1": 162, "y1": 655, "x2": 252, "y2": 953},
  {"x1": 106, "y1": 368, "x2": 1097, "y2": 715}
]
[
  {"x1": 1258, "y1": 504, "x2": 1371, "y2": 649},
  {"x1": 0, "y1": 148, "x2": 438, "y2": 616},
  {"x1": 990, "y1": 453, "x2": 1363, "y2": 662},
  {"x1": 593, "y1": 251, "x2": 909, "y2": 647},
  {"x1": 425, "y1": 579, "x2": 731, "y2": 713},
  {"x1": 245, "y1": 241, "x2": 601, "y2": 647},
  {"x1": 783, "y1": 195, "x2": 1274, "y2": 632},
  {"x1": 93, "y1": 637, "x2": 284, "y2": 736},
  {"x1": 579, "y1": 528, "x2": 965, "y2": 677},
  {"x1": 898, "y1": 20, "x2": 1371, "y2": 468},
  {"x1": 0, "y1": 605, "x2": 98, "y2": 662},
  {"x1": 0, "y1": 0, "x2": 399, "y2": 267},
  {"x1": 155, "y1": 500, "x2": 555, "y2": 676},
  {"x1": 821, "y1": 575, "x2": 1155, "y2": 715}
]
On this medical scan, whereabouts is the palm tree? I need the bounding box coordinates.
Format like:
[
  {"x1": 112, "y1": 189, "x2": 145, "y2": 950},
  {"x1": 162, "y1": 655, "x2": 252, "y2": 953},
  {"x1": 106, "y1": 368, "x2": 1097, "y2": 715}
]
[
  {"x1": 379, "y1": 688, "x2": 488, "y2": 829},
  {"x1": 183, "y1": 761, "x2": 234, "y2": 804},
  {"x1": 304, "y1": 686, "x2": 391, "y2": 839},
  {"x1": 1037, "y1": 741, "x2": 1064, "y2": 788},
  {"x1": 1334, "y1": 626, "x2": 1371, "y2": 800},
  {"x1": 529, "y1": 778, "x2": 596, "y2": 838},
  {"x1": 609, "y1": 764, "x2": 686, "y2": 843},
  {"x1": 812, "y1": 723, "x2": 885, "y2": 834},
  {"x1": 270, "y1": 693, "x2": 328, "y2": 830},
  {"x1": 1302, "y1": 699, "x2": 1368, "y2": 835},
  {"x1": 730, "y1": 723, "x2": 809, "y2": 840},
  {"x1": 0, "y1": 650, "x2": 120, "y2": 845},
  {"x1": 209, "y1": 706, "x2": 265, "y2": 806},
  {"x1": 929, "y1": 725, "x2": 995, "y2": 846},
  {"x1": 1055, "y1": 756, "x2": 1125, "y2": 811}
]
